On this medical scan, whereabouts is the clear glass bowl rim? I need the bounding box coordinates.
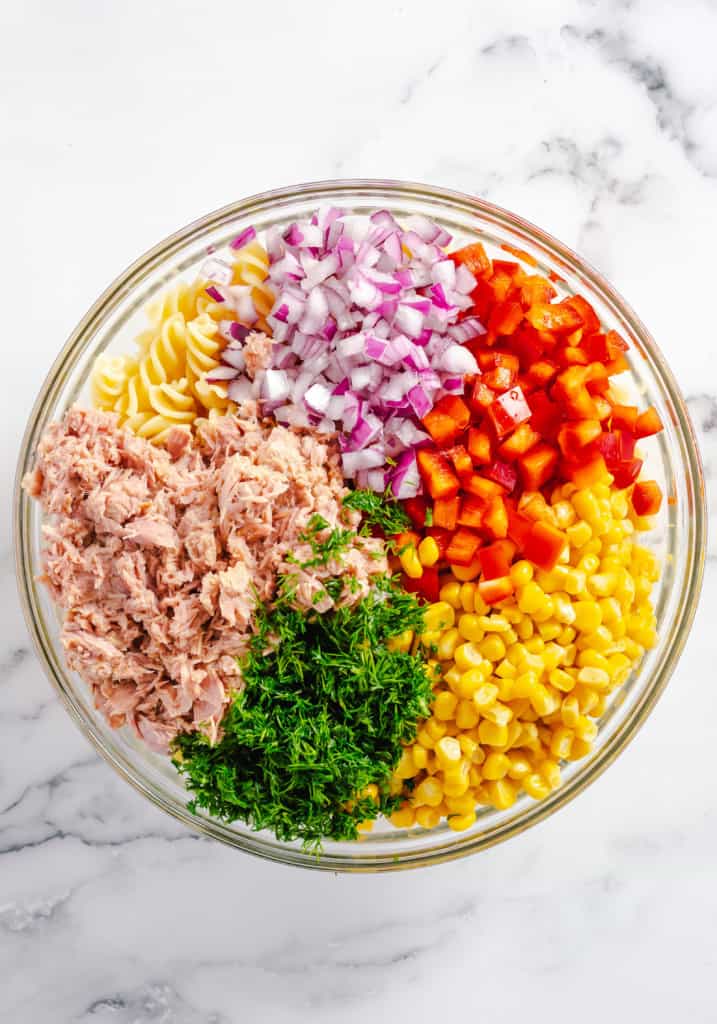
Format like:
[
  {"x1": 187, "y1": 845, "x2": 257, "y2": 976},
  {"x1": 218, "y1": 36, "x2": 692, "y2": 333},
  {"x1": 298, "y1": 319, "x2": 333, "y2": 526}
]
[{"x1": 14, "y1": 178, "x2": 707, "y2": 871}]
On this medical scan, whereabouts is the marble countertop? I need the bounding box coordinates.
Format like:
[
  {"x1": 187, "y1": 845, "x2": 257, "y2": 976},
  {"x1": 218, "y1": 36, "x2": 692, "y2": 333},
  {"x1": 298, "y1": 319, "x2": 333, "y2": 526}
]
[{"x1": 2, "y1": 0, "x2": 716, "y2": 1020}]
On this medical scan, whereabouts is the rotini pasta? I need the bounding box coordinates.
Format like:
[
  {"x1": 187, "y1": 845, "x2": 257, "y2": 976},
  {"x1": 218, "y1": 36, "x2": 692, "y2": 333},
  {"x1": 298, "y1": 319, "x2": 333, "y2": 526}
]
[{"x1": 88, "y1": 238, "x2": 273, "y2": 444}]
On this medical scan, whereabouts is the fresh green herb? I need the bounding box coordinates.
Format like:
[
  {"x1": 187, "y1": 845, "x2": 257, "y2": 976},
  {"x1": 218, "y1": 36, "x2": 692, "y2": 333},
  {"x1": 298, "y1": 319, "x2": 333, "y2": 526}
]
[
  {"x1": 424, "y1": 507, "x2": 433, "y2": 527},
  {"x1": 343, "y1": 488, "x2": 411, "y2": 537},
  {"x1": 286, "y1": 513, "x2": 355, "y2": 570},
  {"x1": 173, "y1": 579, "x2": 432, "y2": 850}
]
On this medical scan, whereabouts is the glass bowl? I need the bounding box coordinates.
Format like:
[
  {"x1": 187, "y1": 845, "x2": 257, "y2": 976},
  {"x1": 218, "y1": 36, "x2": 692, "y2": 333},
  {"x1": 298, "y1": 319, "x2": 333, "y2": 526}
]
[{"x1": 14, "y1": 179, "x2": 706, "y2": 871}]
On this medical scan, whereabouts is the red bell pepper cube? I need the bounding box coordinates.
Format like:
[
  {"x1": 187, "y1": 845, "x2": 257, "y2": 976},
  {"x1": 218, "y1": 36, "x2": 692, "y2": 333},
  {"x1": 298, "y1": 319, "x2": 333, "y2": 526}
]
[
  {"x1": 605, "y1": 329, "x2": 629, "y2": 356},
  {"x1": 605, "y1": 354, "x2": 630, "y2": 376},
  {"x1": 402, "y1": 496, "x2": 429, "y2": 528},
  {"x1": 417, "y1": 450, "x2": 460, "y2": 500},
  {"x1": 635, "y1": 406, "x2": 663, "y2": 438},
  {"x1": 525, "y1": 301, "x2": 583, "y2": 334},
  {"x1": 394, "y1": 530, "x2": 421, "y2": 553},
  {"x1": 523, "y1": 521, "x2": 567, "y2": 572},
  {"x1": 457, "y1": 495, "x2": 485, "y2": 530},
  {"x1": 527, "y1": 392, "x2": 561, "y2": 439},
  {"x1": 487, "y1": 384, "x2": 532, "y2": 439},
  {"x1": 478, "y1": 575, "x2": 515, "y2": 605},
  {"x1": 499, "y1": 422, "x2": 541, "y2": 460},
  {"x1": 468, "y1": 379, "x2": 495, "y2": 414},
  {"x1": 527, "y1": 360, "x2": 559, "y2": 388},
  {"x1": 612, "y1": 457, "x2": 643, "y2": 488},
  {"x1": 422, "y1": 409, "x2": 460, "y2": 447},
  {"x1": 426, "y1": 527, "x2": 451, "y2": 559},
  {"x1": 447, "y1": 445, "x2": 472, "y2": 479},
  {"x1": 520, "y1": 275, "x2": 557, "y2": 308},
  {"x1": 483, "y1": 496, "x2": 508, "y2": 540},
  {"x1": 610, "y1": 404, "x2": 638, "y2": 432},
  {"x1": 585, "y1": 362, "x2": 610, "y2": 395},
  {"x1": 631, "y1": 480, "x2": 663, "y2": 516},
  {"x1": 434, "y1": 395, "x2": 471, "y2": 431},
  {"x1": 464, "y1": 473, "x2": 505, "y2": 500},
  {"x1": 468, "y1": 427, "x2": 493, "y2": 465},
  {"x1": 565, "y1": 294, "x2": 601, "y2": 335},
  {"x1": 451, "y1": 242, "x2": 491, "y2": 279},
  {"x1": 507, "y1": 508, "x2": 533, "y2": 549},
  {"x1": 402, "y1": 567, "x2": 441, "y2": 604},
  {"x1": 479, "y1": 539, "x2": 517, "y2": 580},
  {"x1": 446, "y1": 528, "x2": 482, "y2": 566},
  {"x1": 552, "y1": 365, "x2": 598, "y2": 420},
  {"x1": 518, "y1": 491, "x2": 554, "y2": 523},
  {"x1": 487, "y1": 299, "x2": 524, "y2": 341},
  {"x1": 484, "y1": 365, "x2": 517, "y2": 391},
  {"x1": 569, "y1": 453, "x2": 611, "y2": 488},
  {"x1": 518, "y1": 444, "x2": 559, "y2": 491},
  {"x1": 433, "y1": 495, "x2": 460, "y2": 531},
  {"x1": 485, "y1": 460, "x2": 518, "y2": 493},
  {"x1": 557, "y1": 419, "x2": 603, "y2": 458},
  {"x1": 558, "y1": 345, "x2": 590, "y2": 367},
  {"x1": 469, "y1": 278, "x2": 497, "y2": 320}
]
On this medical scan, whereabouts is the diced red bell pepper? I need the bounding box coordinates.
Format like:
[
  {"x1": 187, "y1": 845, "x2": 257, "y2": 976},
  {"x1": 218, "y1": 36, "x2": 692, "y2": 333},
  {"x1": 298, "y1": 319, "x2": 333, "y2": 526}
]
[
  {"x1": 527, "y1": 392, "x2": 562, "y2": 439},
  {"x1": 520, "y1": 275, "x2": 557, "y2": 308},
  {"x1": 446, "y1": 528, "x2": 482, "y2": 566},
  {"x1": 518, "y1": 444, "x2": 559, "y2": 491},
  {"x1": 552, "y1": 366, "x2": 598, "y2": 420},
  {"x1": 507, "y1": 509, "x2": 533, "y2": 548},
  {"x1": 605, "y1": 353, "x2": 630, "y2": 376},
  {"x1": 610, "y1": 404, "x2": 638, "y2": 432},
  {"x1": 484, "y1": 365, "x2": 517, "y2": 391},
  {"x1": 489, "y1": 270, "x2": 514, "y2": 305},
  {"x1": 434, "y1": 395, "x2": 471, "y2": 431},
  {"x1": 499, "y1": 422, "x2": 541, "y2": 460},
  {"x1": 605, "y1": 329, "x2": 629, "y2": 357},
  {"x1": 417, "y1": 450, "x2": 460, "y2": 500},
  {"x1": 487, "y1": 385, "x2": 532, "y2": 439},
  {"x1": 469, "y1": 278, "x2": 498, "y2": 320},
  {"x1": 511, "y1": 322, "x2": 546, "y2": 367},
  {"x1": 479, "y1": 539, "x2": 517, "y2": 580},
  {"x1": 468, "y1": 427, "x2": 493, "y2": 465},
  {"x1": 487, "y1": 300, "x2": 524, "y2": 341},
  {"x1": 525, "y1": 301, "x2": 583, "y2": 334},
  {"x1": 394, "y1": 530, "x2": 421, "y2": 553},
  {"x1": 558, "y1": 345, "x2": 590, "y2": 367},
  {"x1": 402, "y1": 567, "x2": 441, "y2": 603},
  {"x1": 451, "y1": 242, "x2": 491, "y2": 279},
  {"x1": 523, "y1": 521, "x2": 568, "y2": 572},
  {"x1": 635, "y1": 406, "x2": 663, "y2": 438},
  {"x1": 483, "y1": 496, "x2": 508, "y2": 540},
  {"x1": 568, "y1": 453, "x2": 611, "y2": 488},
  {"x1": 478, "y1": 575, "x2": 515, "y2": 605},
  {"x1": 433, "y1": 495, "x2": 460, "y2": 531},
  {"x1": 565, "y1": 294, "x2": 601, "y2": 336},
  {"x1": 447, "y1": 444, "x2": 472, "y2": 479},
  {"x1": 593, "y1": 397, "x2": 613, "y2": 421},
  {"x1": 557, "y1": 419, "x2": 603, "y2": 457},
  {"x1": 631, "y1": 480, "x2": 663, "y2": 516},
  {"x1": 585, "y1": 362, "x2": 610, "y2": 395},
  {"x1": 468, "y1": 379, "x2": 495, "y2": 414},
  {"x1": 527, "y1": 359, "x2": 559, "y2": 388},
  {"x1": 612, "y1": 457, "x2": 643, "y2": 488},
  {"x1": 422, "y1": 409, "x2": 460, "y2": 447},
  {"x1": 402, "y1": 496, "x2": 428, "y2": 528},
  {"x1": 426, "y1": 527, "x2": 451, "y2": 559},
  {"x1": 518, "y1": 491, "x2": 554, "y2": 523},
  {"x1": 457, "y1": 495, "x2": 485, "y2": 530},
  {"x1": 485, "y1": 460, "x2": 518, "y2": 493},
  {"x1": 464, "y1": 473, "x2": 505, "y2": 500}
]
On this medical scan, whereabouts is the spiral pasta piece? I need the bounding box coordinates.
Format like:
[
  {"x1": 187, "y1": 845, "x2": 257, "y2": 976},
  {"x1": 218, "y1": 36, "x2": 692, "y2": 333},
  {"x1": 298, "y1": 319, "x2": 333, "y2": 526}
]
[
  {"x1": 144, "y1": 279, "x2": 206, "y2": 329},
  {"x1": 90, "y1": 353, "x2": 138, "y2": 411},
  {"x1": 231, "y1": 239, "x2": 274, "y2": 327}
]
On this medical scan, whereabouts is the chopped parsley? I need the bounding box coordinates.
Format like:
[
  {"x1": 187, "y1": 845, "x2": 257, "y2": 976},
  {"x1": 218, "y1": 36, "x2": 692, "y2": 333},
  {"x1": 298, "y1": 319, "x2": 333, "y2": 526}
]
[
  {"x1": 286, "y1": 513, "x2": 355, "y2": 570},
  {"x1": 173, "y1": 579, "x2": 432, "y2": 850}
]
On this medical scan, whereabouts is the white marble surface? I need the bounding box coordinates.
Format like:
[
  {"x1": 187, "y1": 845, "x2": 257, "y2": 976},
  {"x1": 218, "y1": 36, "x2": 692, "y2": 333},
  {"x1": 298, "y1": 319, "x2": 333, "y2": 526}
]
[{"x1": 2, "y1": 0, "x2": 716, "y2": 1020}]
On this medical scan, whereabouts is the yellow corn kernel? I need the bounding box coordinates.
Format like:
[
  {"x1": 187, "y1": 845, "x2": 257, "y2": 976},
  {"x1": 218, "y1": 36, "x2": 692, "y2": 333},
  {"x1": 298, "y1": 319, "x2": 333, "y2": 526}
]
[
  {"x1": 473, "y1": 593, "x2": 490, "y2": 615},
  {"x1": 496, "y1": 676, "x2": 515, "y2": 703},
  {"x1": 400, "y1": 545, "x2": 423, "y2": 579},
  {"x1": 550, "y1": 593, "x2": 575, "y2": 627},
  {"x1": 587, "y1": 572, "x2": 617, "y2": 597},
  {"x1": 357, "y1": 820, "x2": 374, "y2": 832},
  {"x1": 390, "y1": 804, "x2": 415, "y2": 828},
  {"x1": 593, "y1": 695, "x2": 608, "y2": 716},
  {"x1": 454, "y1": 642, "x2": 484, "y2": 672},
  {"x1": 549, "y1": 667, "x2": 576, "y2": 693},
  {"x1": 524, "y1": 636, "x2": 545, "y2": 656},
  {"x1": 435, "y1": 736, "x2": 462, "y2": 768},
  {"x1": 415, "y1": 806, "x2": 442, "y2": 828},
  {"x1": 387, "y1": 629, "x2": 414, "y2": 653},
  {"x1": 423, "y1": 601, "x2": 455, "y2": 632},
  {"x1": 538, "y1": 621, "x2": 563, "y2": 642},
  {"x1": 563, "y1": 569, "x2": 587, "y2": 597},
  {"x1": 442, "y1": 762, "x2": 471, "y2": 797},
  {"x1": 607, "y1": 653, "x2": 632, "y2": 685},
  {"x1": 425, "y1": 718, "x2": 447, "y2": 742},
  {"x1": 577, "y1": 553, "x2": 600, "y2": 576},
  {"x1": 530, "y1": 684, "x2": 560, "y2": 717},
  {"x1": 477, "y1": 615, "x2": 510, "y2": 634},
  {"x1": 539, "y1": 758, "x2": 562, "y2": 789},
  {"x1": 458, "y1": 734, "x2": 479, "y2": 760},
  {"x1": 417, "y1": 536, "x2": 440, "y2": 567},
  {"x1": 566, "y1": 520, "x2": 593, "y2": 549},
  {"x1": 560, "y1": 694, "x2": 581, "y2": 728},
  {"x1": 414, "y1": 777, "x2": 443, "y2": 807},
  {"x1": 482, "y1": 752, "x2": 511, "y2": 780},
  {"x1": 512, "y1": 670, "x2": 539, "y2": 699},
  {"x1": 519, "y1": 722, "x2": 541, "y2": 750},
  {"x1": 453, "y1": 667, "x2": 484, "y2": 700},
  {"x1": 516, "y1": 616, "x2": 535, "y2": 640},
  {"x1": 482, "y1": 701, "x2": 513, "y2": 727},
  {"x1": 495, "y1": 658, "x2": 517, "y2": 680},
  {"x1": 486, "y1": 778, "x2": 517, "y2": 810},
  {"x1": 478, "y1": 634, "x2": 507, "y2": 662},
  {"x1": 532, "y1": 598, "x2": 555, "y2": 623},
  {"x1": 572, "y1": 600, "x2": 602, "y2": 632},
  {"x1": 574, "y1": 685, "x2": 599, "y2": 714},
  {"x1": 472, "y1": 681, "x2": 500, "y2": 712},
  {"x1": 523, "y1": 773, "x2": 551, "y2": 800},
  {"x1": 442, "y1": 668, "x2": 462, "y2": 694},
  {"x1": 393, "y1": 749, "x2": 416, "y2": 779},
  {"x1": 478, "y1": 720, "x2": 509, "y2": 747},
  {"x1": 440, "y1": 581, "x2": 462, "y2": 608},
  {"x1": 510, "y1": 560, "x2": 534, "y2": 586},
  {"x1": 575, "y1": 716, "x2": 598, "y2": 743},
  {"x1": 433, "y1": 627, "x2": 458, "y2": 663},
  {"x1": 433, "y1": 690, "x2": 459, "y2": 721},
  {"x1": 507, "y1": 752, "x2": 532, "y2": 780},
  {"x1": 410, "y1": 746, "x2": 428, "y2": 772},
  {"x1": 567, "y1": 738, "x2": 593, "y2": 761},
  {"x1": 416, "y1": 727, "x2": 435, "y2": 750},
  {"x1": 458, "y1": 613, "x2": 484, "y2": 643},
  {"x1": 443, "y1": 721, "x2": 459, "y2": 737},
  {"x1": 598, "y1": 597, "x2": 622, "y2": 626},
  {"x1": 446, "y1": 793, "x2": 477, "y2": 815},
  {"x1": 517, "y1": 581, "x2": 547, "y2": 615},
  {"x1": 500, "y1": 605, "x2": 523, "y2": 624},
  {"x1": 420, "y1": 630, "x2": 441, "y2": 653},
  {"x1": 577, "y1": 667, "x2": 610, "y2": 691},
  {"x1": 448, "y1": 811, "x2": 477, "y2": 831},
  {"x1": 577, "y1": 649, "x2": 610, "y2": 673},
  {"x1": 580, "y1": 626, "x2": 613, "y2": 653},
  {"x1": 459, "y1": 583, "x2": 477, "y2": 612},
  {"x1": 455, "y1": 699, "x2": 480, "y2": 730},
  {"x1": 557, "y1": 626, "x2": 576, "y2": 646},
  {"x1": 549, "y1": 727, "x2": 574, "y2": 759}
]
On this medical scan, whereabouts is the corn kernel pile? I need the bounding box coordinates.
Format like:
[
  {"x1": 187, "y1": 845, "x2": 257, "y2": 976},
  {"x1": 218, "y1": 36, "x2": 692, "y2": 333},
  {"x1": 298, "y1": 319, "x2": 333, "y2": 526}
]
[{"x1": 388, "y1": 480, "x2": 659, "y2": 833}]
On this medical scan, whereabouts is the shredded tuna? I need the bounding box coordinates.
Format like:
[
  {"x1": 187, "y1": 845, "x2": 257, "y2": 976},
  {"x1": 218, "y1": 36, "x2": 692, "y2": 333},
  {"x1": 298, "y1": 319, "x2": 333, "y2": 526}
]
[
  {"x1": 243, "y1": 331, "x2": 274, "y2": 379},
  {"x1": 24, "y1": 405, "x2": 387, "y2": 751}
]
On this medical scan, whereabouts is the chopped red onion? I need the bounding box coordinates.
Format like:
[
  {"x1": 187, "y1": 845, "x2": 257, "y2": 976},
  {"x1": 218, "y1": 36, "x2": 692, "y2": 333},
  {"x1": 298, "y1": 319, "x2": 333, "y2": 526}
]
[
  {"x1": 205, "y1": 286, "x2": 224, "y2": 303},
  {"x1": 447, "y1": 316, "x2": 487, "y2": 343},
  {"x1": 201, "y1": 258, "x2": 234, "y2": 286},
  {"x1": 229, "y1": 227, "x2": 257, "y2": 251}
]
